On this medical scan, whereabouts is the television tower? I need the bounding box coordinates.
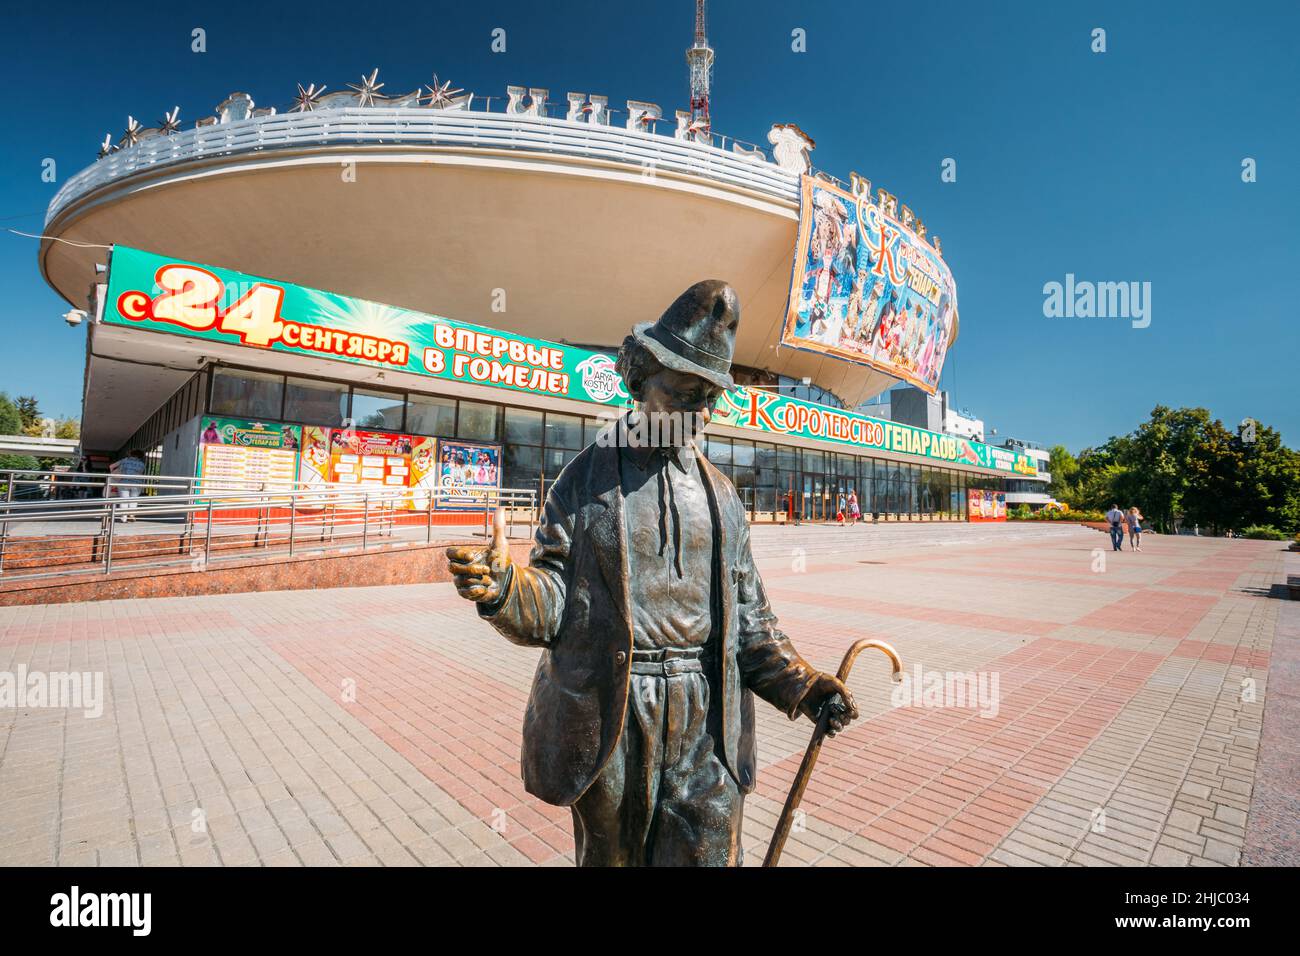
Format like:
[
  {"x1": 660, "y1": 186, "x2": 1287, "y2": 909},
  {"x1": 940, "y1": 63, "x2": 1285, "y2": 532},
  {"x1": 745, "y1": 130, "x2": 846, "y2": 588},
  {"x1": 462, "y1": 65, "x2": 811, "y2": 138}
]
[{"x1": 686, "y1": 0, "x2": 714, "y2": 134}]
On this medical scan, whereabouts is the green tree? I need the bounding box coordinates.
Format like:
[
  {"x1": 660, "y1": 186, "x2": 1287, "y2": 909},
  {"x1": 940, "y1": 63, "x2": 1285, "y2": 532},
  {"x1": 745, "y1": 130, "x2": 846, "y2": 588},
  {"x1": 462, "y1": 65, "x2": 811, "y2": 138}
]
[
  {"x1": 1233, "y1": 423, "x2": 1300, "y2": 533},
  {"x1": 15, "y1": 395, "x2": 41, "y2": 435},
  {"x1": 1115, "y1": 406, "x2": 1212, "y2": 533},
  {"x1": 1052, "y1": 407, "x2": 1299, "y2": 535},
  {"x1": 0, "y1": 393, "x2": 39, "y2": 476},
  {"x1": 0, "y1": 393, "x2": 21, "y2": 435},
  {"x1": 1046, "y1": 444, "x2": 1079, "y2": 501},
  {"x1": 1182, "y1": 418, "x2": 1243, "y2": 535},
  {"x1": 1069, "y1": 436, "x2": 1132, "y2": 513},
  {"x1": 36, "y1": 417, "x2": 82, "y2": 471}
]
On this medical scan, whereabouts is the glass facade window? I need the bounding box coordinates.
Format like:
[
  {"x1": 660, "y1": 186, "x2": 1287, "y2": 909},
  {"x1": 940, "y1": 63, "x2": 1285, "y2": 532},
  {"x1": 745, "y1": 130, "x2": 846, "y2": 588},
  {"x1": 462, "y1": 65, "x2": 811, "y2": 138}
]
[
  {"x1": 178, "y1": 365, "x2": 992, "y2": 524},
  {"x1": 504, "y1": 407, "x2": 545, "y2": 445},
  {"x1": 210, "y1": 368, "x2": 283, "y2": 420},
  {"x1": 545, "y1": 446, "x2": 579, "y2": 479},
  {"x1": 730, "y1": 440, "x2": 755, "y2": 506},
  {"x1": 704, "y1": 437, "x2": 732, "y2": 466},
  {"x1": 504, "y1": 443, "x2": 542, "y2": 494},
  {"x1": 350, "y1": 388, "x2": 405, "y2": 431},
  {"x1": 584, "y1": 416, "x2": 609, "y2": 446},
  {"x1": 405, "y1": 394, "x2": 456, "y2": 437},
  {"x1": 753, "y1": 442, "x2": 779, "y2": 516},
  {"x1": 545, "y1": 412, "x2": 583, "y2": 450},
  {"x1": 284, "y1": 376, "x2": 346, "y2": 427},
  {"x1": 457, "y1": 401, "x2": 501, "y2": 442}
]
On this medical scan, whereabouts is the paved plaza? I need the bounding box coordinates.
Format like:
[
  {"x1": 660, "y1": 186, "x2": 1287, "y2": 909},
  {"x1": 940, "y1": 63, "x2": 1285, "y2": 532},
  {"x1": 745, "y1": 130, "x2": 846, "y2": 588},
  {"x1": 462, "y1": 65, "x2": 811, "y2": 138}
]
[{"x1": 1, "y1": 521, "x2": 1294, "y2": 867}]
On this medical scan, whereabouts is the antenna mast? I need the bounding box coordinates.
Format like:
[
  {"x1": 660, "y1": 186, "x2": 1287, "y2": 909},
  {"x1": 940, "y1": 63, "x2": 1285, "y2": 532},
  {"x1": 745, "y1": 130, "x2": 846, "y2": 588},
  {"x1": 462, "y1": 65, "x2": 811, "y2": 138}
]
[{"x1": 686, "y1": 0, "x2": 714, "y2": 134}]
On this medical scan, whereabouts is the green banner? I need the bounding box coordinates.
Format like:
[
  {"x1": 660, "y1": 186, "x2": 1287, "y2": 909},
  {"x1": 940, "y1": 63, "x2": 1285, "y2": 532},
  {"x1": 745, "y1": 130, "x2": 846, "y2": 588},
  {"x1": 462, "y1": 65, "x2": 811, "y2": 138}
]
[
  {"x1": 712, "y1": 388, "x2": 1036, "y2": 473},
  {"x1": 104, "y1": 246, "x2": 1035, "y2": 476},
  {"x1": 105, "y1": 245, "x2": 632, "y2": 408}
]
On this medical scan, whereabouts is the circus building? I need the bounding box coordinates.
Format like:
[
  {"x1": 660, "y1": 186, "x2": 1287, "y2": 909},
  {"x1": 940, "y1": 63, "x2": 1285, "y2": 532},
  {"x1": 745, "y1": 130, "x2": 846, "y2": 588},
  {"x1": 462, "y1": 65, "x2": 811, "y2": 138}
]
[{"x1": 38, "y1": 10, "x2": 1035, "y2": 522}]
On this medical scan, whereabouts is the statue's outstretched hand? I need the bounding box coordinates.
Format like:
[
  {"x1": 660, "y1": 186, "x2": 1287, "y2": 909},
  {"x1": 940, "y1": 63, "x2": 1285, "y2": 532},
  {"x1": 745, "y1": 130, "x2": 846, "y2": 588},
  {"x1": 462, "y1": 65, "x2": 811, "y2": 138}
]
[
  {"x1": 445, "y1": 508, "x2": 512, "y2": 604},
  {"x1": 799, "y1": 673, "x2": 859, "y2": 736}
]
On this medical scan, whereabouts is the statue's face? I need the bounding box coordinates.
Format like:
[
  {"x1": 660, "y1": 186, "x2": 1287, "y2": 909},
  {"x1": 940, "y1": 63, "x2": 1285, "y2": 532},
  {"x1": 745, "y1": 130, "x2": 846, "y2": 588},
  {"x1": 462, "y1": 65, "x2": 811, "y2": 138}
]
[{"x1": 638, "y1": 367, "x2": 722, "y2": 440}]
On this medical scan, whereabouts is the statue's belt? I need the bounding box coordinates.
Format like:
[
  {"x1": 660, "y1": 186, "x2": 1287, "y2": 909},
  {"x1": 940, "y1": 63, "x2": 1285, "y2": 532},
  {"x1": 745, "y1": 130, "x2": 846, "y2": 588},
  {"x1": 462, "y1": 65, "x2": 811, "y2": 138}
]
[{"x1": 629, "y1": 646, "x2": 708, "y2": 677}]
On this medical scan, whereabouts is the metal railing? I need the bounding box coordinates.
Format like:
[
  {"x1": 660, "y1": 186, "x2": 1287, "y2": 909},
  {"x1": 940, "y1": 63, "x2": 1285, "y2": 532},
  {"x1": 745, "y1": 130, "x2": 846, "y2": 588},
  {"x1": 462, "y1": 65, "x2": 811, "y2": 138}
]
[
  {"x1": 0, "y1": 469, "x2": 536, "y2": 584},
  {"x1": 47, "y1": 102, "x2": 802, "y2": 225}
]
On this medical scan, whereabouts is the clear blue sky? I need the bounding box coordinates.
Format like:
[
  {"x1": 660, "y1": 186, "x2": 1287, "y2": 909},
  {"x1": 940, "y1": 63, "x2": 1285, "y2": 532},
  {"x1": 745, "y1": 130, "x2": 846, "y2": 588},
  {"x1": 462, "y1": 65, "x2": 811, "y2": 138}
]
[{"x1": 1, "y1": 0, "x2": 1296, "y2": 451}]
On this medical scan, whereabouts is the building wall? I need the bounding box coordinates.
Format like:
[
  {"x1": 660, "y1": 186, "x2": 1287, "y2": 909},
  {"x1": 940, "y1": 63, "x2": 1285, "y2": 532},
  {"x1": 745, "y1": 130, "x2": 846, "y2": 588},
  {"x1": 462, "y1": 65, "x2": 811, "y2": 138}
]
[
  {"x1": 159, "y1": 415, "x2": 202, "y2": 481},
  {"x1": 188, "y1": 363, "x2": 991, "y2": 522},
  {"x1": 890, "y1": 386, "x2": 943, "y2": 433}
]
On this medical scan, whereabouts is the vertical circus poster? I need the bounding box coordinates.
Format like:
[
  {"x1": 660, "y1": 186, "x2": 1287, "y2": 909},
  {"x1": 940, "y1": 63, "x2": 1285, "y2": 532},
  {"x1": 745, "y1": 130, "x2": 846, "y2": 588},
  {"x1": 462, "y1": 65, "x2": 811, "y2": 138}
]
[
  {"x1": 197, "y1": 416, "x2": 301, "y2": 494},
  {"x1": 782, "y1": 175, "x2": 957, "y2": 394},
  {"x1": 297, "y1": 426, "x2": 331, "y2": 492},
  {"x1": 408, "y1": 436, "x2": 437, "y2": 510},
  {"x1": 436, "y1": 440, "x2": 501, "y2": 511}
]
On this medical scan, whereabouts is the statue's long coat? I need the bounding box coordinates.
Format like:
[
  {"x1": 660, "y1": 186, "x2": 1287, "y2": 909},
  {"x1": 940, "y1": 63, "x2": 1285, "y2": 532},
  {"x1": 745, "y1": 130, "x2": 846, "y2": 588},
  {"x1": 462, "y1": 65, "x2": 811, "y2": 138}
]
[{"x1": 480, "y1": 431, "x2": 819, "y2": 807}]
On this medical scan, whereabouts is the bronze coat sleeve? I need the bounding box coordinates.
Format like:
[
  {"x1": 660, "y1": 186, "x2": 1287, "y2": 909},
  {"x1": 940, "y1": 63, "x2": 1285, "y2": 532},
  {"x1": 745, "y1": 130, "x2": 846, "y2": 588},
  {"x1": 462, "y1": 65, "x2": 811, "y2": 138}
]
[{"x1": 478, "y1": 476, "x2": 576, "y2": 648}]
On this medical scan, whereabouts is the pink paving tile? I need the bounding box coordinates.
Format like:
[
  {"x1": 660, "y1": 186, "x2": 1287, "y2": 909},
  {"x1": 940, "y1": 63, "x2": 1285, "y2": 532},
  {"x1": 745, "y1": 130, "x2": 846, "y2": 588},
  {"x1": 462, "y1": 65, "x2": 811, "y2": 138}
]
[
  {"x1": 1158, "y1": 570, "x2": 1245, "y2": 591},
  {"x1": 767, "y1": 586, "x2": 1062, "y2": 636}
]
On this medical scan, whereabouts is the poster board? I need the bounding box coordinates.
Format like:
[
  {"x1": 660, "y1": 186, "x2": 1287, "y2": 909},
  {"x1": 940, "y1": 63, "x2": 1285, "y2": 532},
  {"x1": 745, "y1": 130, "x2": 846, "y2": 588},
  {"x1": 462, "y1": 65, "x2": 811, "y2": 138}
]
[
  {"x1": 435, "y1": 439, "x2": 502, "y2": 511},
  {"x1": 968, "y1": 489, "x2": 1007, "y2": 522},
  {"x1": 197, "y1": 417, "x2": 301, "y2": 496},
  {"x1": 781, "y1": 176, "x2": 956, "y2": 394},
  {"x1": 327, "y1": 429, "x2": 412, "y2": 492}
]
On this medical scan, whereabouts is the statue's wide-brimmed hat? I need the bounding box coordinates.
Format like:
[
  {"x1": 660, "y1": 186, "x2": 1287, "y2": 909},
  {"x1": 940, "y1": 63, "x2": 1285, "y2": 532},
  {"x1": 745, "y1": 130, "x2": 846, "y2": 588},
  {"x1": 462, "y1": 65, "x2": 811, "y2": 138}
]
[{"x1": 633, "y1": 280, "x2": 739, "y2": 391}]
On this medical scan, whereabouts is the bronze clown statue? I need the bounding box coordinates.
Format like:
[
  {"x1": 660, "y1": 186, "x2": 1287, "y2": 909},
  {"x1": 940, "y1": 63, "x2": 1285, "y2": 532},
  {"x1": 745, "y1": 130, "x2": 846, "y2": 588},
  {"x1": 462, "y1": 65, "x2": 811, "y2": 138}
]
[{"x1": 447, "y1": 280, "x2": 857, "y2": 866}]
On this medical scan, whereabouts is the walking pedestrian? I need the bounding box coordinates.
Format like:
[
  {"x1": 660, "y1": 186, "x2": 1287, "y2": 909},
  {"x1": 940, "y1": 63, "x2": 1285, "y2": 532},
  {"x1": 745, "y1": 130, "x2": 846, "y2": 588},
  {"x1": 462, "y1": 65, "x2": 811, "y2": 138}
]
[
  {"x1": 1126, "y1": 507, "x2": 1144, "y2": 551},
  {"x1": 1105, "y1": 503, "x2": 1125, "y2": 552},
  {"x1": 109, "y1": 449, "x2": 147, "y2": 522},
  {"x1": 848, "y1": 488, "x2": 862, "y2": 524}
]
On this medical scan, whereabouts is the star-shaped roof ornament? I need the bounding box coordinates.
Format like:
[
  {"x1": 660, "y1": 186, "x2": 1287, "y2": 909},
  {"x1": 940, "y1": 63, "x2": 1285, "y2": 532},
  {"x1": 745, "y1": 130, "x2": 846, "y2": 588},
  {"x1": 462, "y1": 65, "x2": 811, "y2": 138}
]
[
  {"x1": 291, "y1": 82, "x2": 327, "y2": 113},
  {"x1": 420, "y1": 74, "x2": 463, "y2": 109},
  {"x1": 348, "y1": 68, "x2": 385, "y2": 106},
  {"x1": 158, "y1": 106, "x2": 181, "y2": 134},
  {"x1": 97, "y1": 134, "x2": 116, "y2": 159},
  {"x1": 122, "y1": 116, "x2": 143, "y2": 147}
]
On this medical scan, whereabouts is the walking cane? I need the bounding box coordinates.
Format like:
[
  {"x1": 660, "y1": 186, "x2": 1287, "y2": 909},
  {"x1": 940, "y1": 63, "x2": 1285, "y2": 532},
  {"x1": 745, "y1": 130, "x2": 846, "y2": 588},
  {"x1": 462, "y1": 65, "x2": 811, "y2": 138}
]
[{"x1": 763, "y1": 639, "x2": 904, "y2": 867}]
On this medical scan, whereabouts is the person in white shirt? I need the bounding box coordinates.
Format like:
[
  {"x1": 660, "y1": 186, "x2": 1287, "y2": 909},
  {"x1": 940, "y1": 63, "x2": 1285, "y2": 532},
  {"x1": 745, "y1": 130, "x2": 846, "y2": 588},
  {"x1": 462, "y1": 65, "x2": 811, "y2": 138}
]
[
  {"x1": 109, "y1": 449, "x2": 147, "y2": 522},
  {"x1": 1105, "y1": 504, "x2": 1125, "y2": 552}
]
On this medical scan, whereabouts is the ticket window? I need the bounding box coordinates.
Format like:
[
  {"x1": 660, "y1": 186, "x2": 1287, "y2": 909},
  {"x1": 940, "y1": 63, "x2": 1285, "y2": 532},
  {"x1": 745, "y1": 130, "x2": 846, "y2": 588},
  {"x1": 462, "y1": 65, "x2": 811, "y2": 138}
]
[
  {"x1": 284, "y1": 377, "x2": 346, "y2": 427},
  {"x1": 210, "y1": 368, "x2": 283, "y2": 420},
  {"x1": 350, "y1": 388, "x2": 405, "y2": 432}
]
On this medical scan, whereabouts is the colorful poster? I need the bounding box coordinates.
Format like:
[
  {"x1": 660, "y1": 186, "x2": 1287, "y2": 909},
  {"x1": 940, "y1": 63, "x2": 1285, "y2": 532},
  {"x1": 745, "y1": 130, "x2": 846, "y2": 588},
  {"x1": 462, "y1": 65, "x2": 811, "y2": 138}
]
[
  {"x1": 408, "y1": 436, "x2": 438, "y2": 510},
  {"x1": 104, "y1": 245, "x2": 632, "y2": 409},
  {"x1": 328, "y1": 429, "x2": 413, "y2": 494},
  {"x1": 711, "y1": 387, "x2": 1035, "y2": 474},
  {"x1": 436, "y1": 440, "x2": 501, "y2": 511},
  {"x1": 197, "y1": 417, "x2": 301, "y2": 494},
  {"x1": 297, "y1": 425, "x2": 332, "y2": 491},
  {"x1": 782, "y1": 176, "x2": 957, "y2": 394},
  {"x1": 967, "y1": 489, "x2": 1007, "y2": 522}
]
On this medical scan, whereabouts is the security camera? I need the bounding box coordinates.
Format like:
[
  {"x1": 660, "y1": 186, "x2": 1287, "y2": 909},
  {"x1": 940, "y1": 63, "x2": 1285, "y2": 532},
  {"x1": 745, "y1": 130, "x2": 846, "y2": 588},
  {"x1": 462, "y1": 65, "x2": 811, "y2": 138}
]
[{"x1": 63, "y1": 309, "x2": 87, "y2": 327}]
